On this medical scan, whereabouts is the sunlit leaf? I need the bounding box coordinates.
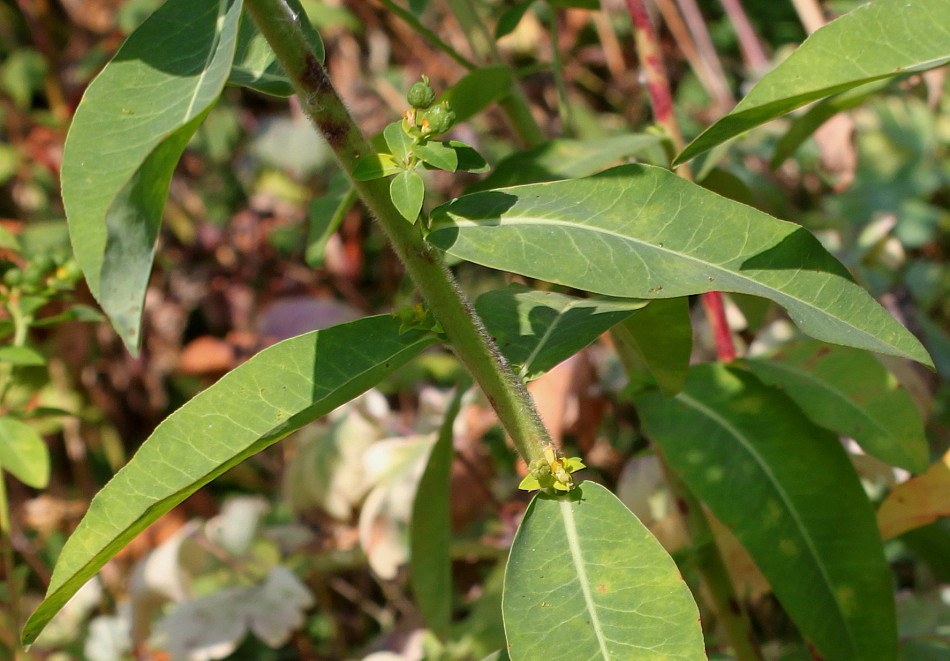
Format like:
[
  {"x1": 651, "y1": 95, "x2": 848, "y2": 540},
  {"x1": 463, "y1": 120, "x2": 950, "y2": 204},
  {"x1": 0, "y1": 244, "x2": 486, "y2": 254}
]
[
  {"x1": 878, "y1": 449, "x2": 950, "y2": 540},
  {"x1": 0, "y1": 416, "x2": 49, "y2": 488},
  {"x1": 675, "y1": 0, "x2": 950, "y2": 164},
  {"x1": 22, "y1": 316, "x2": 437, "y2": 645},
  {"x1": 62, "y1": 0, "x2": 244, "y2": 353},
  {"x1": 390, "y1": 170, "x2": 425, "y2": 222},
  {"x1": 503, "y1": 481, "x2": 705, "y2": 661},
  {"x1": 428, "y1": 164, "x2": 931, "y2": 366}
]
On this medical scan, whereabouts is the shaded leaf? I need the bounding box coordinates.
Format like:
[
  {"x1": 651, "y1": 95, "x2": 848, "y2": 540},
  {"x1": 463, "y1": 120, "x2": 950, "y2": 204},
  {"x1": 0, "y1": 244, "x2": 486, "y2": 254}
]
[
  {"x1": 548, "y1": 0, "x2": 598, "y2": 8},
  {"x1": 744, "y1": 340, "x2": 928, "y2": 472},
  {"x1": 675, "y1": 0, "x2": 950, "y2": 165},
  {"x1": 612, "y1": 297, "x2": 692, "y2": 397},
  {"x1": 306, "y1": 186, "x2": 356, "y2": 268},
  {"x1": 414, "y1": 140, "x2": 459, "y2": 171},
  {"x1": 475, "y1": 283, "x2": 646, "y2": 381},
  {"x1": 439, "y1": 67, "x2": 513, "y2": 123},
  {"x1": 878, "y1": 449, "x2": 950, "y2": 540},
  {"x1": 469, "y1": 134, "x2": 661, "y2": 192},
  {"x1": 635, "y1": 365, "x2": 897, "y2": 661},
  {"x1": 390, "y1": 170, "x2": 425, "y2": 222},
  {"x1": 428, "y1": 164, "x2": 931, "y2": 366},
  {"x1": 62, "y1": 0, "x2": 244, "y2": 353},
  {"x1": 495, "y1": 1, "x2": 534, "y2": 39},
  {"x1": 410, "y1": 382, "x2": 468, "y2": 639},
  {"x1": 21, "y1": 316, "x2": 437, "y2": 645},
  {"x1": 228, "y1": 5, "x2": 325, "y2": 96},
  {"x1": 503, "y1": 481, "x2": 705, "y2": 661},
  {"x1": 770, "y1": 79, "x2": 893, "y2": 169},
  {"x1": 0, "y1": 416, "x2": 49, "y2": 488}
]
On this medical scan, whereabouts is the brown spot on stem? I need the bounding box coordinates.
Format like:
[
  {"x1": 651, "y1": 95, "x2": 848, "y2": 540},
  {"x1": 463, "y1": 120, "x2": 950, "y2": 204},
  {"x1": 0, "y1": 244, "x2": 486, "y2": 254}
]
[{"x1": 675, "y1": 497, "x2": 689, "y2": 516}]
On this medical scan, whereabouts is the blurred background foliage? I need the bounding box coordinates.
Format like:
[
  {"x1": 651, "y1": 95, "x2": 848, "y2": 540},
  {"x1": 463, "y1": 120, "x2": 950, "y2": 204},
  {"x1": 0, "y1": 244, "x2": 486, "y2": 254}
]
[{"x1": 0, "y1": 0, "x2": 947, "y2": 659}]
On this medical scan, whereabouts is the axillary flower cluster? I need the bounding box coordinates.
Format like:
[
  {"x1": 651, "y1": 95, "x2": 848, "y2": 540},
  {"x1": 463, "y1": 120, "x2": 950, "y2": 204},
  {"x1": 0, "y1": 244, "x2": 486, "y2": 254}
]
[
  {"x1": 403, "y1": 75, "x2": 456, "y2": 138},
  {"x1": 519, "y1": 446, "x2": 586, "y2": 493}
]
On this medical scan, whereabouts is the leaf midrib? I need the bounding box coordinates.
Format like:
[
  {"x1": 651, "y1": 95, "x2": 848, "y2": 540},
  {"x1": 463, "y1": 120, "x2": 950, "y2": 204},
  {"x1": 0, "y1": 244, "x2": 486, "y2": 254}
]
[
  {"x1": 559, "y1": 496, "x2": 611, "y2": 660},
  {"x1": 441, "y1": 214, "x2": 895, "y2": 353},
  {"x1": 676, "y1": 391, "x2": 858, "y2": 655}
]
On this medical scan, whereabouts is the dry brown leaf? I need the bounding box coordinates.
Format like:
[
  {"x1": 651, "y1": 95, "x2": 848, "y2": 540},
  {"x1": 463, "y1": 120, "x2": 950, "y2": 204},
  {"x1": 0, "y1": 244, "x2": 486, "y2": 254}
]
[{"x1": 877, "y1": 449, "x2": 950, "y2": 540}]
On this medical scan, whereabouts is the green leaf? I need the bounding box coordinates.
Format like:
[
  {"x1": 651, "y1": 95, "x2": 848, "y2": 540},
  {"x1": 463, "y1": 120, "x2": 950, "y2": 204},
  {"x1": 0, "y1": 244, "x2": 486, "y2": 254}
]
[
  {"x1": 384, "y1": 121, "x2": 414, "y2": 164},
  {"x1": 770, "y1": 79, "x2": 893, "y2": 169},
  {"x1": 0, "y1": 224, "x2": 21, "y2": 251},
  {"x1": 479, "y1": 652, "x2": 510, "y2": 661},
  {"x1": 306, "y1": 186, "x2": 356, "y2": 268},
  {"x1": 675, "y1": 0, "x2": 950, "y2": 165},
  {"x1": 503, "y1": 481, "x2": 705, "y2": 661},
  {"x1": 414, "y1": 140, "x2": 459, "y2": 172},
  {"x1": 475, "y1": 283, "x2": 646, "y2": 381},
  {"x1": 0, "y1": 416, "x2": 49, "y2": 488},
  {"x1": 62, "y1": 0, "x2": 244, "y2": 353},
  {"x1": 0, "y1": 346, "x2": 46, "y2": 367},
  {"x1": 31, "y1": 305, "x2": 105, "y2": 328},
  {"x1": 449, "y1": 141, "x2": 490, "y2": 173},
  {"x1": 410, "y1": 382, "x2": 468, "y2": 639},
  {"x1": 612, "y1": 297, "x2": 691, "y2": 397},
  {"x1": 495, "y1": 1, "x2": 534, "y2": 39},
  {"x1": 427, "y1": 164, "x2": 932, "y2": 366},
  {"x1": 228, "y1": 5, "x2": 324, "y2": 96},
  {"x1": 21, "y1": 316, "x2": 437, "y2": 645},
  {"x1": 438, "y1": 67, "x2": 513, "y2": 123},
  {"x1": 390, "y1": 170, "x2": 425, "y2": 222},
  {"x1": 353, "y1": 153, "x2": 402, "y2": 180},
  {"x1": 547, "y1": 0, "x2": 598, "y2": 8},
  {"x1": 743, "y1": 341, "x2": 928, "y2": 472},
  {"x1": 469, "y1": 134, "x2": 662, "y2": 192},
  {"x1": 634, "y1": 364, "x2": 897, "y2": 661}
]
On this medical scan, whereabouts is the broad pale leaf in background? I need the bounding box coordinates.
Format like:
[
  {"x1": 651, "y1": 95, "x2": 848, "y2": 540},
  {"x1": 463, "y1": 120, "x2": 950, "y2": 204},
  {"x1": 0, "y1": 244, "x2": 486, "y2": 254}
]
[
  {"x1": 675, "y1": 0, "x2": 950, "y2": 165},
  {"x1": 475, "y1": 283, "x2": 646, "y2": 381},
  {"x1": 22, "y1": 316, "x2": 436, "y2": 645},
  {"x1": 428, "y1": 164, "x2": 932, "y2": 366},
  {"x1": 744, "y1": 341, "x2": 928, "y2": 472},
  {"x1": 635, "y1": 365, "x2": 897, "y2": 661},
  {"x1": 62, "y1": 0, "x2": 243, "y2": 352},
  {"x1": 503, "y1": 482, "x2": 705, "y2": 661}
]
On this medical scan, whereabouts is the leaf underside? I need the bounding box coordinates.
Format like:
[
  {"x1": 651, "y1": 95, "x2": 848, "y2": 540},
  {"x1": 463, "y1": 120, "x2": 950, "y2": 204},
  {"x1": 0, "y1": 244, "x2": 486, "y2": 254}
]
[
  {"x1": 22, "y1": 316, "x2": 436, "y2": 645},
  {"x1": 428, "y1": 164, "x2": 931, "y2": 366}
]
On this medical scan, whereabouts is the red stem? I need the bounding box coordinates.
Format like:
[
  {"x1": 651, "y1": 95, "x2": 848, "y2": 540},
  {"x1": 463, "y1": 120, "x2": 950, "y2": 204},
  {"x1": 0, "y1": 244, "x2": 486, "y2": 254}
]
[{"x1": 624, "y1": 0, "x2": 737, "y2": 362}]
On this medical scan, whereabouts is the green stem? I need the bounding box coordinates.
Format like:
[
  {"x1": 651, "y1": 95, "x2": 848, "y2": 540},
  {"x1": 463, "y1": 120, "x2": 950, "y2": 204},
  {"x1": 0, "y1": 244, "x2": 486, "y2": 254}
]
[
  {"x1": 547, "y1": 7, "x2": 573, "y2": 135},
  {"x1": 0, "y1": 472, "x2": 22, "y2": 658},
  {"x1": 439, "y1": 0, "x2": 547, "y2": 147},
  {"x1": 376, "y1": 0, "x2": 479, "y2": 71},
  {"x1": 244, "y1": 0, "x2": 552, "y2": 467}
]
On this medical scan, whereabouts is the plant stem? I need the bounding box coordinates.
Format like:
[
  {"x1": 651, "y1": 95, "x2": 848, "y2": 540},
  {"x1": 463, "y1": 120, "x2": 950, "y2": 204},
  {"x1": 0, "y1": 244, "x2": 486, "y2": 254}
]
[
  {"x1": 547, "y1": 9, "x2": 574, "y2": 136},
  {"x1": 376, "y1": 0, "x2": 480, "y2": 71},
  {"x1": 440, "y1": 0, "x2": 547, "y2": 147},
  {"x1": 716, "y1": 0, "x2": 769, "y2": 72},
  {"x1": 244, "y1": 0, "x2": 552, "y2": 467},
  {"x1": 623, "y1": 2, "x2": 758, "y2": 658}
]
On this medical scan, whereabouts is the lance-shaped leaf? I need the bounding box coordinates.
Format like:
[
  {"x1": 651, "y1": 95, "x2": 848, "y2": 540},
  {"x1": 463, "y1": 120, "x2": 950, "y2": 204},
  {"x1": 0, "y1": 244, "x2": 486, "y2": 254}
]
[
  {"x1": 877, "y1": 449, "x2": 950, "y2": 540},
  {"x1": 635, "y1": 365, "x2": 897, "y2": 661},
  {"x1": 503, "y1": 481, "x2": 705, "y2": 661},
  {"x1": 743, "y1": 341, "x2": 928, "y2": 473},
  {"x1": 476, "y1": 283, "x2": 647, "y2": 381},
  {"x1": 427, "y1": 164, "x2": 931, "y2": 366},
  {"x1": 409, "y1": 382, "x2": 468, "y2": 639},
  {"x1": 675, "y1": 0, "x2": 950, "y2": 165},
  {"x1": 21, "y1": 316, "x2": 436, "y2": 645},
  {"x1": 62, "y1": 0, "x2": 244, "y2": 353},
  {"x1": 612, "y1": 297, "x2": 692, "y2": 397}
]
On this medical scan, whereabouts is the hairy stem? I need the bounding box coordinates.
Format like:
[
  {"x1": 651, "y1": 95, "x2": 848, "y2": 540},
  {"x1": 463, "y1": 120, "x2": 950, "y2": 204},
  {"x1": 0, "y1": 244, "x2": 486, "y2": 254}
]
[{"x1": 244, "y1": 0, "x2": 552, "y2": 467}]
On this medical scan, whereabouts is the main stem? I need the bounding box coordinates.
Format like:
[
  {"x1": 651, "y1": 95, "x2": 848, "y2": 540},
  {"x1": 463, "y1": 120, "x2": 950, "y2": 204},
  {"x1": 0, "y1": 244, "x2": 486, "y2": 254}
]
[
  {"x1": 244, "y1": 0, "x2": 551, "y2": 467},
  {"x1": 624, "y1": 2, "x2": 760, "y2": 660}
]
